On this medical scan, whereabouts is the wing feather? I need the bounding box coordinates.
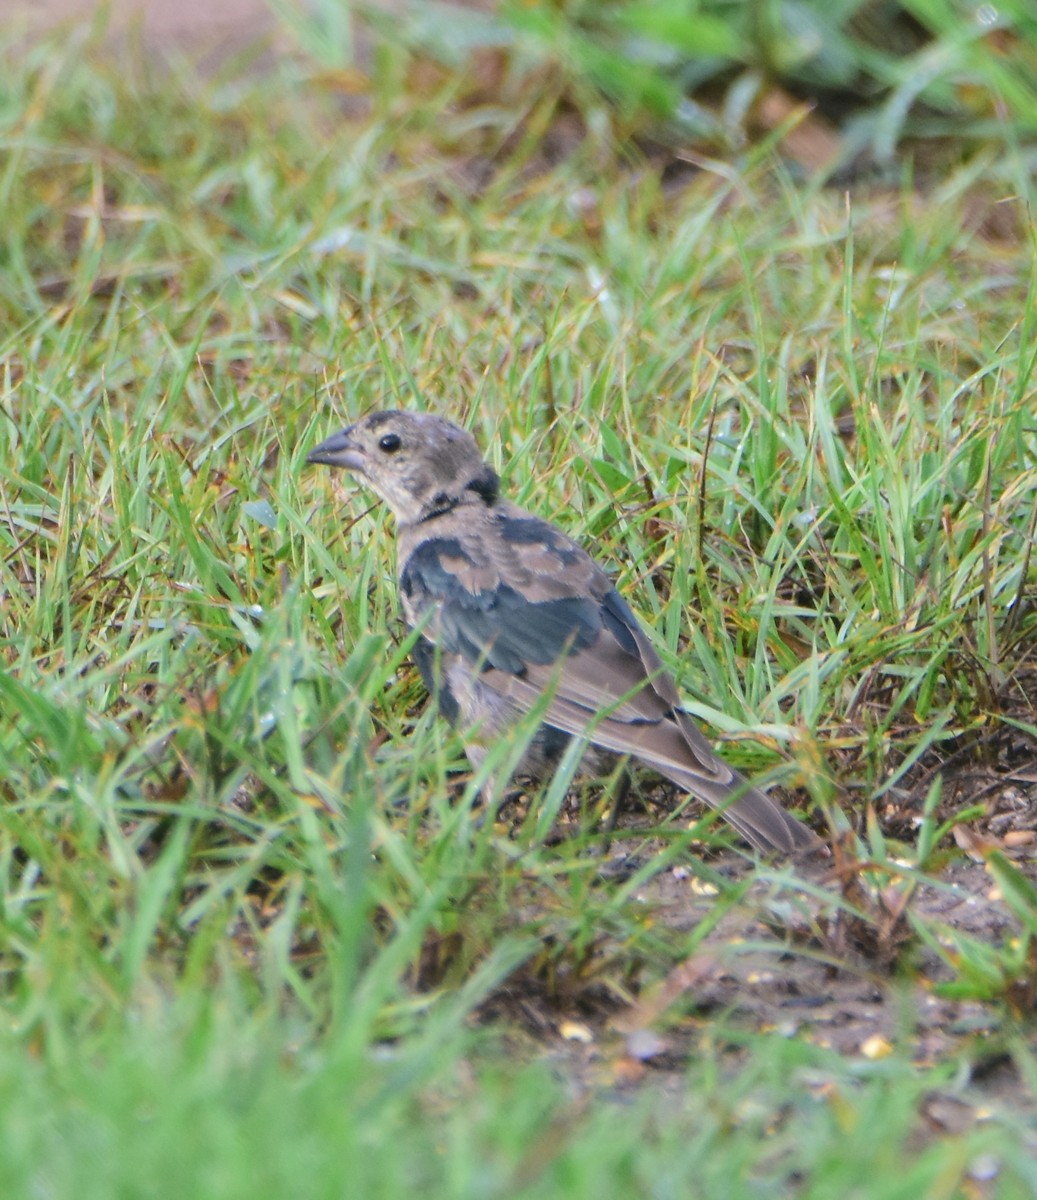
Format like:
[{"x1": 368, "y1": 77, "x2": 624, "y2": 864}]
[{"x1": 398, "y1": 504, "x2": 817, "y2": 852}]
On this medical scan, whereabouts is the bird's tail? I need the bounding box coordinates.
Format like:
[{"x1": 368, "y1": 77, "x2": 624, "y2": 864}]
[{"x1": 650, "y1": 759, "x2": 821, "y2": 855}]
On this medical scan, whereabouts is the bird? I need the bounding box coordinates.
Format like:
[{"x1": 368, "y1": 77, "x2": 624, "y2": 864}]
[{"x1": 307, "y1": 411, "x2": 819, "y2": 855}]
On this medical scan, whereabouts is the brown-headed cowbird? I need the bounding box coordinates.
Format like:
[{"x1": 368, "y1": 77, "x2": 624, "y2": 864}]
[{"x1": 308, "y1": 411, "x2": 819, "y2": 854}]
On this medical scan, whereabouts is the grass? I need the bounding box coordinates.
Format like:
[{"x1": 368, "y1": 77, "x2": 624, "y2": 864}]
[
  {"x1": 6, "y1": 1004, "x2": 1035, "y2": 1199},
  {"x1": 1, "y1": 11, "x2": 1036, "y2": 1197},
  {"x1": 357, "y1": 0, "x2": 1037, "y2": 173}
]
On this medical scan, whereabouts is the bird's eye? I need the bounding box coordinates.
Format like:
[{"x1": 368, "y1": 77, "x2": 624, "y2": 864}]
[{"x1": 378, "y1": 433, "x2": 402, "y2": 453}]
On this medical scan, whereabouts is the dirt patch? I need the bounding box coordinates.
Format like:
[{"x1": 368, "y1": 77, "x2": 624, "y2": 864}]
[
  {"x1": 635, "y1": 857, "x2": 1017, "y2": 1058},
  {"x1": 8, "y1": 0, "x2": 277, "y2": 50},
  {"x1": 474, "y1": 758, "x2": 1037, "y2": 1142}
]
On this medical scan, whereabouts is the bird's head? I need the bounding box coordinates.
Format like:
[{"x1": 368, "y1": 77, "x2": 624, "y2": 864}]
[{"x1": 307, "y1": 410, "x2": 499, "y2": 524}]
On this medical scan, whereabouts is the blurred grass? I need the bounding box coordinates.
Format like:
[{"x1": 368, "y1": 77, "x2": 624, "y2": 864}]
[
  {"x1": 0, "y1": 8, "x2": 1036, "y2": 1196},
  {"x1": 4, "y1": 1001, "x2": 1035, "y2": 1199},
  {"x1": 413, "y1": 0, "x2": 1037, "y2": 173}
]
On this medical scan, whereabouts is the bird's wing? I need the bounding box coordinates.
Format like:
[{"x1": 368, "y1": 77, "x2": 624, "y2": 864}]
[
  {"x1": 399, "y1": 503, "x2": 668, "y2": 718},
  {"x1": 399, "y1": 503, "x2": 817, "y2": 853}
]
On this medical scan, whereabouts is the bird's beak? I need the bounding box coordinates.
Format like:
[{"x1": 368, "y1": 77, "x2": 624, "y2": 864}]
[{"x1": 307, "y1": 427, "x2": 365, "y2": 472}]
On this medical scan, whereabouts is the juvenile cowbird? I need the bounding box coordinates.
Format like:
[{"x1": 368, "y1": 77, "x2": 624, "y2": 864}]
[{"x1": 308, "y1": 411, "x2": 818, "y2": 854}]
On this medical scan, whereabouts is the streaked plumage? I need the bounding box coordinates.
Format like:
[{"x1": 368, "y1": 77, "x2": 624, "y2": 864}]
[{"x1": 308, "y1": 411, "x2": 819, "y2": 855}]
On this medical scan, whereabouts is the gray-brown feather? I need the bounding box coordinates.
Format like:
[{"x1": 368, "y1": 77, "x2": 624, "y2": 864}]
[
  {"x1": 397, "y1": 498, "x2": 813, "y2": 854},
  {"x1": 309, "y1": 410, "x2": 820, "y2": 855}
]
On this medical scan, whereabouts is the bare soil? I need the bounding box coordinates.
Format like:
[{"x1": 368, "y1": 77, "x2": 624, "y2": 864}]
[
  {"x1": 6, "y1": 0, "x2": 277, "y2": 51},
  {"x1": 477, "y1": 754, "x2": 1037, "y2": 1152}
]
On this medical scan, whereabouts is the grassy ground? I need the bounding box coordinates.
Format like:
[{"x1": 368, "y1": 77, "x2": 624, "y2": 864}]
[{"x1": 1, "y1": 14, "x2": 1037, "y2": 1198}]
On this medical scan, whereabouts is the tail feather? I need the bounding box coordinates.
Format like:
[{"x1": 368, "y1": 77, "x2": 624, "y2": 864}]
[{"x1": 651, "y1": 761, "x2": 820, "y2": 855}]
